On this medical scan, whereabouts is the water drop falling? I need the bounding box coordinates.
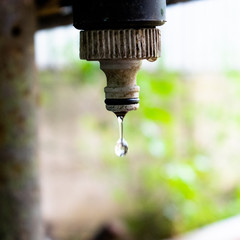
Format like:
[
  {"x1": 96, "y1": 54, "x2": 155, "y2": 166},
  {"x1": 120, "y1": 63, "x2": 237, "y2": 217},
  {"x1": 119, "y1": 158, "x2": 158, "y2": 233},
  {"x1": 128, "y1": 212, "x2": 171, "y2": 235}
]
[{"x1": 115, "y1": 115, "x2": 128, "y2": 157}]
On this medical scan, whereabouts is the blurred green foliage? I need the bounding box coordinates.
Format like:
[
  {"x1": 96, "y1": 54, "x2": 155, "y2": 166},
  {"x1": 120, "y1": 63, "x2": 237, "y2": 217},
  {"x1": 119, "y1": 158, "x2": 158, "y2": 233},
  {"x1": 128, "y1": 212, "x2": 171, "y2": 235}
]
[
  {"x1": 39, "y1": 61, "x2": 240, "y2": 240},
  {"x1": 116, "y1": 67, "x2": 240, "y2": 239}
]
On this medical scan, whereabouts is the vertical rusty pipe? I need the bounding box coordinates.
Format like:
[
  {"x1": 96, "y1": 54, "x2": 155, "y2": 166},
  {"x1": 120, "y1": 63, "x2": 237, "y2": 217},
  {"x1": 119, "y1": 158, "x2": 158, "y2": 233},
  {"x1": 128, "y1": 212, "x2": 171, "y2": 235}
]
[{"x1": 0, "y1": 1, "x2": 42, "y2": 239}]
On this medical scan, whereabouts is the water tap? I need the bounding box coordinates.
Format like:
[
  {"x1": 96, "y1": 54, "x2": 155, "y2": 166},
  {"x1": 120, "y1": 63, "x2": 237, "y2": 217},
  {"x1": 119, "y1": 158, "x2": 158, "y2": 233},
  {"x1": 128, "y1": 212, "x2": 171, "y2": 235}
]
[{"x1": 72, "y1": 0, "x2": 166, "y2": 116}]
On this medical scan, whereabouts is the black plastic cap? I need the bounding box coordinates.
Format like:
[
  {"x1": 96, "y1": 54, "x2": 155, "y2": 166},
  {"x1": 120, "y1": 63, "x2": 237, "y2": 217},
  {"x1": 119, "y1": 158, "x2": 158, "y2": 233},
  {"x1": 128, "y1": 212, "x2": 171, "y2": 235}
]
[{"x1": 73, "y1": 0, "x2": 166, "y2": 30}]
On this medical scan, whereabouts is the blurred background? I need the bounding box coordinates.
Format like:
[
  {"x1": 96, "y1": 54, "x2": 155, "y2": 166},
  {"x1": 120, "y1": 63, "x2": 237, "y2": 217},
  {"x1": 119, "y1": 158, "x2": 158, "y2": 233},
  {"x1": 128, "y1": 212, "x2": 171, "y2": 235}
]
[{"x1": 35, "y1": 0, "x2": 240, "y2": 239}]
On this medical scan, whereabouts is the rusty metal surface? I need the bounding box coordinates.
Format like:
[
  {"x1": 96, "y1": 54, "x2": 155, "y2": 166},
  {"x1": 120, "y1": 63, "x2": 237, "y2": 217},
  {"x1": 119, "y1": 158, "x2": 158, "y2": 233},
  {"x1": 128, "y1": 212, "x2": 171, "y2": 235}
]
[{"x1": 0, "y1": 1, "x2": 42, "y2": 239}]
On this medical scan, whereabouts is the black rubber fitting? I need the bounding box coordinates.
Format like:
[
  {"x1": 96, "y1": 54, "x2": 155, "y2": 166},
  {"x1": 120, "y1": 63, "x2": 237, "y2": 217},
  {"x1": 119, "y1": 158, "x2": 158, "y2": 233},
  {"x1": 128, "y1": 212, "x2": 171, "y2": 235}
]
[
  {"x1": 105, "y1": 98, "x2": 139, "y2": 105},
  {"x1": 73, "y1": 0, "x2": 166, "y2": 30}
]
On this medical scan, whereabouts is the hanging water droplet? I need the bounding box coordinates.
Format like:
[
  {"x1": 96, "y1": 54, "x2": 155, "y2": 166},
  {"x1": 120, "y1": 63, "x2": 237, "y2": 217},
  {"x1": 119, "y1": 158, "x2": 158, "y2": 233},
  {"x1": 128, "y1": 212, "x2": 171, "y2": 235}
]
[
  {"x1": 115, "y1": 138, "x2": 128, "y2": 157},
  {"x1": 115, "y1": 115, "x2": 128, "y2": 157}
]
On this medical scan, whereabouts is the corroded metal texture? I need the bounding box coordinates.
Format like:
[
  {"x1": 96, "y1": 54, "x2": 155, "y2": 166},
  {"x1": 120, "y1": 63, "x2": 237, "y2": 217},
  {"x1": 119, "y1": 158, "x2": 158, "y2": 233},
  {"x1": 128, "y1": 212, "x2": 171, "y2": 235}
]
[
  {"x1": 80, "y1": 28, "x2": 161, "y2": 61},
  {"x1": 0, "y1": 1, "x2": 42, "y2": 239}
]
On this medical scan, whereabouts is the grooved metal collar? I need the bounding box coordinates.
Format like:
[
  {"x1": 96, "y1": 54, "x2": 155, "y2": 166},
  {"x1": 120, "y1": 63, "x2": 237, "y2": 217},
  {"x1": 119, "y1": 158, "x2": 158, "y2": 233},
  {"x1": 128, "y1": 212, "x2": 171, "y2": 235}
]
[{"x1": 80, "y1": 28, "x2": 161, "y2": 61}]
